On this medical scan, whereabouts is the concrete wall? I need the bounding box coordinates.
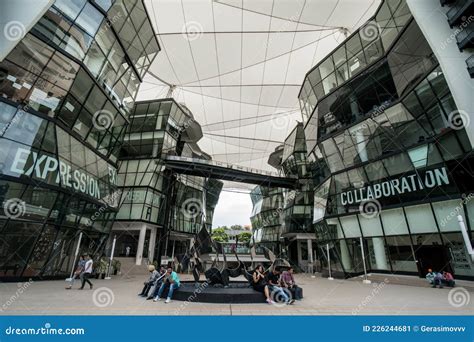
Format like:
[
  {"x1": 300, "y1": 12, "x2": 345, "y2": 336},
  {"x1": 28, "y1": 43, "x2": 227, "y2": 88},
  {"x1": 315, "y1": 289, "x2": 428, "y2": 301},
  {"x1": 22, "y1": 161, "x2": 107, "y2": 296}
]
[{"x1": 0, "y1": 0, "x2": 53, "y2": 61}]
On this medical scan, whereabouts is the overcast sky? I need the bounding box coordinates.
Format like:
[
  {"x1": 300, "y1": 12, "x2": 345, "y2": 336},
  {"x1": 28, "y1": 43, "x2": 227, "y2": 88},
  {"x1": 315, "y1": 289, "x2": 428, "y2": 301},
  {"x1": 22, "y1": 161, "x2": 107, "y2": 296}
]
[{"x1": 212, "y1": 191, "x2": 252, "y2": 228}]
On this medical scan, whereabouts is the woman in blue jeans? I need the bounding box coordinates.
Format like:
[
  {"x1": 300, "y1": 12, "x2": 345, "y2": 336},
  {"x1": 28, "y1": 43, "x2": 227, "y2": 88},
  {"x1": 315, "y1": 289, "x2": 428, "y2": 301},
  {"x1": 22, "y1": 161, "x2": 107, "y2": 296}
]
[{"x1": 154, "y1": 267, "x2": 180, "y2": 303}]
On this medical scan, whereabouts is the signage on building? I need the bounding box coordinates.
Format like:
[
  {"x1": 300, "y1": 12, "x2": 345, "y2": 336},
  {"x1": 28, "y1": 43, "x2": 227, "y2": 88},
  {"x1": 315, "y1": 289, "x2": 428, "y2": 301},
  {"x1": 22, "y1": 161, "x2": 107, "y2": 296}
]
[
  {"x1": 340, "y1": 167, "x2": 450, "y2": 205},
  {"x1": 8, "y1": 147, "x2": 117, "y2": 200}
]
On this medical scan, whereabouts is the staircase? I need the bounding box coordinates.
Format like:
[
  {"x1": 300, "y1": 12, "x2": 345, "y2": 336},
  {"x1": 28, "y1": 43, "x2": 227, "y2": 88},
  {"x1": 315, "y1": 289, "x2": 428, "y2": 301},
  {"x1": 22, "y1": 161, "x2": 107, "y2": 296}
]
[{"x1": 114, "y1": 257, "x2": 149, "y2": 279}]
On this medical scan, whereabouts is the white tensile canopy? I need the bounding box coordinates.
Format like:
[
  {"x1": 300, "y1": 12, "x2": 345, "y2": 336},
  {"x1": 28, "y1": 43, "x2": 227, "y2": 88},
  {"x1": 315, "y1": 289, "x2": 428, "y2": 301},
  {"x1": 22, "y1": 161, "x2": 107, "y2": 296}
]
[{"x1": 138, "y1": 0, "x2": 380, "y2": 189}]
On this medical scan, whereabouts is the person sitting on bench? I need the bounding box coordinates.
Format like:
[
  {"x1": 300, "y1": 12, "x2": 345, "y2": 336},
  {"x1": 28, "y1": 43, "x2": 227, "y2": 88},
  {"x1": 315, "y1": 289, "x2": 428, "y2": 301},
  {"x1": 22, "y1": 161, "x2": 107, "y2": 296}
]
[
  {"x1": 267, "y1": 267, "x2": 294, "y2": 305},
  {"x1": 251, "y1": 265, "x2": 274, "y2": 305},
  {"x1": 281, "y1": 267, "x2": 302, "y2": 300},
  {"x1": 138, "y1": 265, "x2": 159, "y2": 297},
  {"x1": 154, "y1": 267, "x2": 180, "y2": 303}
]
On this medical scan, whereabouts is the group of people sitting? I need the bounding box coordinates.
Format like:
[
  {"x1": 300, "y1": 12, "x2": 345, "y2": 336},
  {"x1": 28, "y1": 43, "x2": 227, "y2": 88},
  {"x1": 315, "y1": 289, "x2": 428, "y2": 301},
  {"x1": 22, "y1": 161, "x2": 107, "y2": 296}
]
[
  {"x1": 251, "y1": 265, "x2": 302, "y2": 305},
  {"x1": 138, "y1": 265, "x2": 181, "y2": 303},
  {"x1": 425, "y1": 269, "x2": 456, "y2": 288},
  {"x1": 139, "y1": 263, "x2": 303, "y2": 305}
]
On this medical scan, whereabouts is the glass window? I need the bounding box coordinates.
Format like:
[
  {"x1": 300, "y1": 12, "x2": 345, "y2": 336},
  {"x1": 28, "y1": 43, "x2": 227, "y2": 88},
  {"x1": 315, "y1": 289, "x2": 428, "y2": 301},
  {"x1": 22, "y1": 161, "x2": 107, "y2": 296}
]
[
  {"x1": 366, "y1": 237, "x2": 390, "y2": 270},
  {"x1": 62, "y1": 25, "x2": 93, "y2": 60},
  {"x1": 432, "y1": 199, "x2": 466, "y2": 232},
  {"x1": 319, "y1": 57, "x2": 334, "y2": 80},
  {"x1": 388, "y1": 21, "x2": 436, "y2": 96},
  {"x1": 84, "y1": 85, "x2": 106, "y2": 114},
  {"x1": 58, "y1": 95, "x2": 81, "y2": 127},
  {"x1": 3, "y1": 110, "x2": 45, "y2": 148},
  {"x1": 54, "y1": 0, "x2": 87, "y2": 20},
  {"x1": 40, "y1": 51, "x2": 79, "y2": 91},
  {"x1": 7, "y1": 35, "x2": 53, "y2": 76},
  {"x1": 405, "y1": 203, "x2": 438, "y2": 234},
  {"x1": 408, "y1": 145, "x2": 428, "y2": 168},
  {"x1": 76, "y1": 2, "x2": 103, "y2": 36},
  {"x1": 84, "y1": 42, "x2": 106, "y2": 77},
  {"x1": 70, "y1": 68, "x2": 92, "y2": 103},
  {"x1": 359, "y1": 215, "x2": 383, "y2": 237},
  {"x1": 380, "y1": 208, "x2": 409, "y2": 235},
  {"x1": 340, "y1": 215, "x2": 361, "y2": 238},
  {"x1": 73, "y1": 108, "x2": 93, "y2": 138},
  {"x1": 385, "y1": 235, "x2": 417, "y2": 272}
]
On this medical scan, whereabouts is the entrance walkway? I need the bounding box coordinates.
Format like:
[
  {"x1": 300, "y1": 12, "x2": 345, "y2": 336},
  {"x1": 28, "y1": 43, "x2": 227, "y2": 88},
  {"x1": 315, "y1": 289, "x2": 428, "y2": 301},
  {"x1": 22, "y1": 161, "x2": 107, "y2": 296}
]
[{"x1": 0, "y1": 274, "x2": 472, "y2": 315}]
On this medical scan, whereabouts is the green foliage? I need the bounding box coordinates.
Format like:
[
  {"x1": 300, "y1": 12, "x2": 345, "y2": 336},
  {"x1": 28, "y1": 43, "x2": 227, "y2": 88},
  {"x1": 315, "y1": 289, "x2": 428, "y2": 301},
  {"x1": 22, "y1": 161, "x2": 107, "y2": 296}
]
[
  {"x1": 211, "y1": 227, "x2": 229, "y2": 243},
  {"x1": 231, "y1": 224, "x2": 244, "y2": 230},
  {"x1": 236, "y1": 231, "x2": 252, "y2": 243}
]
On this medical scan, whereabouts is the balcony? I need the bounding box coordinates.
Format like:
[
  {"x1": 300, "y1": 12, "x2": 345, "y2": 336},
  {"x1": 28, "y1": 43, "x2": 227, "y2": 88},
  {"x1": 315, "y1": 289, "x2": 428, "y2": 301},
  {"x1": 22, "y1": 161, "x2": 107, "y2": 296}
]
[
  {"x1": 456, "y1": 21, "x2": 474, "y2": 50},
  {"x1": 467, "y1": 55, "x2": 474, "y2": 78},
  {"x1": 447, "y1": 0, "x2": 474, "y2": 27}
]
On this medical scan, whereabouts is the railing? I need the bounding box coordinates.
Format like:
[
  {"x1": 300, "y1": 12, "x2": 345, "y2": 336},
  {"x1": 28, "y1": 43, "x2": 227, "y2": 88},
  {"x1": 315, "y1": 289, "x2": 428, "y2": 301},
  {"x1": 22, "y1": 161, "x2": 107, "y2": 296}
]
[
  {"x1": 165, "y1": 155, "x2": 293, "y2": 179},
  {"x1": 214, "y1": 243, "x2": 265, "y2": 255}
]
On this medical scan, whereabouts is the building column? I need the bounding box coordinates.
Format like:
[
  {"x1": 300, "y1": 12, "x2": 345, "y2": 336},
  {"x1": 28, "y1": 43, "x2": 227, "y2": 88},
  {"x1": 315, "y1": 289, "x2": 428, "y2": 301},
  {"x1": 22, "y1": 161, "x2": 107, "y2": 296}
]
[
  {"x1": 135, "y1": 224, "x2": 147, "y2": 266},
  {"x1": 340, "y1": 239, "x2": 352, "y2": 272},
  {"x1": 148, "y1": 227, "x2": 157, "y2": 262},
  {"x1": 307, "y1": 239, "x2": 314, "y2": 273},
  {"x1": 307, "y1": 239, "x2": 314, "y2": 262},
  {"x1": 354, "y1": 129, "x2": 368, "y2": 162},
  {"x1": 373, "y1": 237, "x2": 389, "y2": 270},
  {"x1": 297, "y1": 240, "x2": 303, "y2": 267},
  {"x1": 171, "y1": 239, "x2": 176, "y2": 259}
]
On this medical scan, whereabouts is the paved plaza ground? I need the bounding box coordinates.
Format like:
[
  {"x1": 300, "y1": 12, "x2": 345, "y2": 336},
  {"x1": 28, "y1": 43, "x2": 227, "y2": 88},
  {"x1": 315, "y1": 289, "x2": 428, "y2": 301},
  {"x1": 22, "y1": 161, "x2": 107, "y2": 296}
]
[{"x1": 1, "y1": 273, "x2": 472, "y2": 316}]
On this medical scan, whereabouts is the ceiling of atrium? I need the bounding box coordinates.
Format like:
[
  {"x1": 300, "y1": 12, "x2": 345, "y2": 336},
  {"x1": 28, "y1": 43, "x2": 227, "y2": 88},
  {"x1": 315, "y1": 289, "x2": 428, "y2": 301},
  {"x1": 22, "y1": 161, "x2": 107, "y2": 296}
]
[{"x1": 139, "y1": 0, "x2": 381, "y2": 176}]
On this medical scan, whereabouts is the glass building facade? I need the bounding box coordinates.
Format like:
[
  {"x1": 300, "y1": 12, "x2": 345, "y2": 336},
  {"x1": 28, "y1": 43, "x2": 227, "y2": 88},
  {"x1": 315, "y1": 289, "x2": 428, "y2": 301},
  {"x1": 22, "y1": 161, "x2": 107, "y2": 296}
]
[
  {"x1": 0, "y1": 0, "x2": 159, "y2": 280},
  {"x1": 112, "y1": 99, "x2": 222, "y2": 265},
  {"x1": 251, "y1": 123, "x2": 316, "y2": 270},
  {"x1": 298, "y1": 0, "x2": 474, "y2": 279}
]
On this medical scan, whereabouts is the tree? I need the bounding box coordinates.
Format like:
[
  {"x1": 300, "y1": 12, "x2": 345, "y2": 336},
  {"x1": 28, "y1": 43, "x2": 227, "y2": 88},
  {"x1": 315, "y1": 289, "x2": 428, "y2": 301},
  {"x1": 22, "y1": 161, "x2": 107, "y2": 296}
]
[
  {"x1": 211, "y1": 227, "x2": 229, "y2": 243},
  {"x1": 230, "y1": 224, "x2": 244, "y2": 230},
  {"x1": 236, "y1": 232, "x2": 252, "y2": 243}
]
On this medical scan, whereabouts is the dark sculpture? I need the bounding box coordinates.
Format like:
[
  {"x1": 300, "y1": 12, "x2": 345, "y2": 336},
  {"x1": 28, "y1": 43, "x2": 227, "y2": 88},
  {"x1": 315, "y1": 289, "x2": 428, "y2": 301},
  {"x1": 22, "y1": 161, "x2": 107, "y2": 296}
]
[{"x1": 179, "y1": 227, "x2": 292, "y2": 288}]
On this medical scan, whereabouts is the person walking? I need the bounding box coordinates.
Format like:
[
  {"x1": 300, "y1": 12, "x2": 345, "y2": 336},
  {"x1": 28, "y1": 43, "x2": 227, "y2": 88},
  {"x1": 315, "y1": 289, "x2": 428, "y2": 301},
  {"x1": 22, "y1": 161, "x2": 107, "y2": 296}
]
[
  {"x1": 79, "y1": 255, "x2": 94, "y2": 290},
  {"x1": 66, "y1": 255, "x2": 85, "y2": 290}
]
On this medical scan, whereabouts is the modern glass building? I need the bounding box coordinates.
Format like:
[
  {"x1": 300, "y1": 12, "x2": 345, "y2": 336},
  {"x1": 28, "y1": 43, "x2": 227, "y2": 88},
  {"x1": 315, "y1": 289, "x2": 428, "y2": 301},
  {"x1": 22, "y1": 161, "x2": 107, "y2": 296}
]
[
  {"x1": 0, "y1": 0, "x2": 159, "y2": 280},
  {"x1": 111, "y1": 98, "x2": 222, "y2": 266},
  {"x1": 299, "y1": 0, "x2": 474, "y2": 279},
  {"x1": 251, "y1": 123, "x2": 316, "y2": 270}
]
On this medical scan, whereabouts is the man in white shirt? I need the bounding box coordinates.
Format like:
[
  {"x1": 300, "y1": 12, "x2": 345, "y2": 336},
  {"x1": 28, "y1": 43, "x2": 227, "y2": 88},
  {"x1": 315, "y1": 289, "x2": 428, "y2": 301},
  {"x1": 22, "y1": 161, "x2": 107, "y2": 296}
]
[{"x1": 79, "y1": 255, "x2": 94, "y2": 290}]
